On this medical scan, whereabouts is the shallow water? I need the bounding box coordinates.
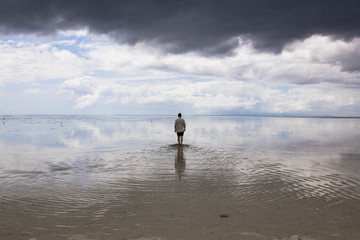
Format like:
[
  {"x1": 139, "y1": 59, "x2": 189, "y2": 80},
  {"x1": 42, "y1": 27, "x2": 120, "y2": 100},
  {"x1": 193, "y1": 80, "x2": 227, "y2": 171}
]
[{"x1": 0, "y1": 115, "x2": 359, "y2": 240}]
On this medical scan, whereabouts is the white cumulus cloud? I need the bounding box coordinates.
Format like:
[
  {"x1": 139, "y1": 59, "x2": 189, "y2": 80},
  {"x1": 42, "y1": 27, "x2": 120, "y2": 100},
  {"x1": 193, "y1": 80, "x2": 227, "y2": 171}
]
[{"x1": 1, "y1": 32, "x2": 360, "y2": 116}]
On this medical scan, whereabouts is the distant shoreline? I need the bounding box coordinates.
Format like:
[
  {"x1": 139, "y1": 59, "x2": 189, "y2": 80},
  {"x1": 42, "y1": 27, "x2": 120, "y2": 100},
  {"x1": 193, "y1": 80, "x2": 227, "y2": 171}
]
[{"x1": 1, "y1": 114, "x2": 360, "y2": 119}]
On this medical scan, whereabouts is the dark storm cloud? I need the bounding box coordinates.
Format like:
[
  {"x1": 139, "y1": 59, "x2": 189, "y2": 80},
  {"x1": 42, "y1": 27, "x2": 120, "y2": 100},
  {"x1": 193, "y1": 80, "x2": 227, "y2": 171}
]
[{"x1": 1, "y1": 0, "x2": 360, "y2": 55}]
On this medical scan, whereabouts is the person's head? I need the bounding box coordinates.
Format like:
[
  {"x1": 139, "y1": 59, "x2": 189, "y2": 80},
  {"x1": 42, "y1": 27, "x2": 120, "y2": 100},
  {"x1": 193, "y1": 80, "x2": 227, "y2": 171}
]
[{"x1": 178, "y1": 113, "x2": 182, "y2": 118}]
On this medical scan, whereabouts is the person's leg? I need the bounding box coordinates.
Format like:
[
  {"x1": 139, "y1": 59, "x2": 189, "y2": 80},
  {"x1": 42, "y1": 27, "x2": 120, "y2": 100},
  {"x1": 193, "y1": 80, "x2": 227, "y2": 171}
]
[
  {"x1": 177, "y1": 135, "x2": 181, "y2": 144},
  {"x1": 180, "y1": 135, "x2": 183, "y2": 145}
]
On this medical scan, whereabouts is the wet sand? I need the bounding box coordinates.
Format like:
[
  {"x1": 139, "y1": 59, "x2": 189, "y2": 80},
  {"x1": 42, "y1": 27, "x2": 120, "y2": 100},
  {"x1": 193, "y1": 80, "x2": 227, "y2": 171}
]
[{"x1": 0, "y1": 115, "x2": 360, "y2": 240}]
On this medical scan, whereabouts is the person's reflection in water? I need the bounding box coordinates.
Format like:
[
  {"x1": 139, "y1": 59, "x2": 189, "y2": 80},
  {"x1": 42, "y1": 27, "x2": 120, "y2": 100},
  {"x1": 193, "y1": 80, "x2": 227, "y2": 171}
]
[{"x1": 175, "y1": 145, "x2": 186, "y2": 179}]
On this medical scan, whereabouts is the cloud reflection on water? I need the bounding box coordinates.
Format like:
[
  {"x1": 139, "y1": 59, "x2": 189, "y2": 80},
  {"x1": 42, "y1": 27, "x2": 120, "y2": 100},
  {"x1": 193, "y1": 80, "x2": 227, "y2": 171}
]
[
  {"x1": 1, "y1": 115, "x2": 360, "y2": 239},
  {"x1": 0, "y1": 115, "x2": 359, "y2": 174}
]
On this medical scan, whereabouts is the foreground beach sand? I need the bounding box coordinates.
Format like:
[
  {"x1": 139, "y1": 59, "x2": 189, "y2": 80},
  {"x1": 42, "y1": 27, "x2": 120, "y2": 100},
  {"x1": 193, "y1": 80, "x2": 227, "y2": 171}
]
[
  {"x1": 1, "y1": 178, "x2": 359, "y2": 240},
  {"x1": 1, "y1": 116, "x2": 359, "y2": 240}
]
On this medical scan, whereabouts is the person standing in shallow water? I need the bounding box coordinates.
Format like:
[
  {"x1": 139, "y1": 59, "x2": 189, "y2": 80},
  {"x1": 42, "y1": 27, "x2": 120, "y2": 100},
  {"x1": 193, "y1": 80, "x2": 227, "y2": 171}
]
[{"x1": 174, "y1": 113, "x2": 186, "y2": 145}]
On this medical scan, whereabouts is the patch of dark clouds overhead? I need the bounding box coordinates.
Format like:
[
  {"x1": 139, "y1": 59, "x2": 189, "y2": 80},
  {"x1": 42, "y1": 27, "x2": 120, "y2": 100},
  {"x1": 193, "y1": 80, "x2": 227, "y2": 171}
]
[{"x1": 1, "y1": 0, "x2": 360, "y2": 56}]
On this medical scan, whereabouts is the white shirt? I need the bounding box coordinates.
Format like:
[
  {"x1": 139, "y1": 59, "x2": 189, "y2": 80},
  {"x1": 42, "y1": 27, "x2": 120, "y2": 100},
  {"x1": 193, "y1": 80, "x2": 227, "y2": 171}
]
[{"x1": 175, "y1": 117, "x2": 186, "y2": 132}]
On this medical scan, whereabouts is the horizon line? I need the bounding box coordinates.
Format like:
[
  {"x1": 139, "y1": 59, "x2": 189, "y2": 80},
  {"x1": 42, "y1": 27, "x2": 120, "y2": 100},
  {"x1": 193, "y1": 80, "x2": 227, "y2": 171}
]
[{"x1": 1, "y1": 114, "x2": 360, "y2": 119}]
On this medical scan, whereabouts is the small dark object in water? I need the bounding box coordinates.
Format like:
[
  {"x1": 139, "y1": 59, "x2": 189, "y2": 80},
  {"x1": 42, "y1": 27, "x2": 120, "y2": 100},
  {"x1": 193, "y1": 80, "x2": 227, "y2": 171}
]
[{"x1": 220, "y1": 214, "x2": 229, "y2": 218}]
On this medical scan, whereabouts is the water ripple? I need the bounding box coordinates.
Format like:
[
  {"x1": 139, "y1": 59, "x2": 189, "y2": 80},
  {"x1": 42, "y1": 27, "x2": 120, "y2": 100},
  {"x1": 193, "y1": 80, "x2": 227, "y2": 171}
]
[{"x1": 1, "y1": 144, "x2": 360, "y2": 227}]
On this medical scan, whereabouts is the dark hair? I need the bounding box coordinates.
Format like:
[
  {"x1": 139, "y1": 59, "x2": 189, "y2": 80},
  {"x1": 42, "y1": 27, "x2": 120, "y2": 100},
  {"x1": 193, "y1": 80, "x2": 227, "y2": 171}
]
[{"x1": 178, "y1": 113, "x2": 182, "y2": 117}]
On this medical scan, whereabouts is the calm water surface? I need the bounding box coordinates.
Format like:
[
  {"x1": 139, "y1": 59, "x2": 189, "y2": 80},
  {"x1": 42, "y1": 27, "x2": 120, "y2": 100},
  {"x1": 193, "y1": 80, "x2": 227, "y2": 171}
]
[{"x1": 0, "y1": 115, "x2": 359, "y2": 240}]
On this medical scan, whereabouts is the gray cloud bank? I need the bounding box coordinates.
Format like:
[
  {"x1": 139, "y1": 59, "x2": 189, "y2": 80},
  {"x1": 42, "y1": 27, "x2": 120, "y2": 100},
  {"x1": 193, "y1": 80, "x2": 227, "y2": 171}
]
[{"x1": 1, "y1": 0, "x2": 360, "y2": 55}]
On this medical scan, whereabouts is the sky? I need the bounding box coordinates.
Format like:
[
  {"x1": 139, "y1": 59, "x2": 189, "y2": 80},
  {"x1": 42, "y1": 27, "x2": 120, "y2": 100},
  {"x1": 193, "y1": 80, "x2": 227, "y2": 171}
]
[{"x1": 0, "y1": 0, "x2": 360, "y2": 116}]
